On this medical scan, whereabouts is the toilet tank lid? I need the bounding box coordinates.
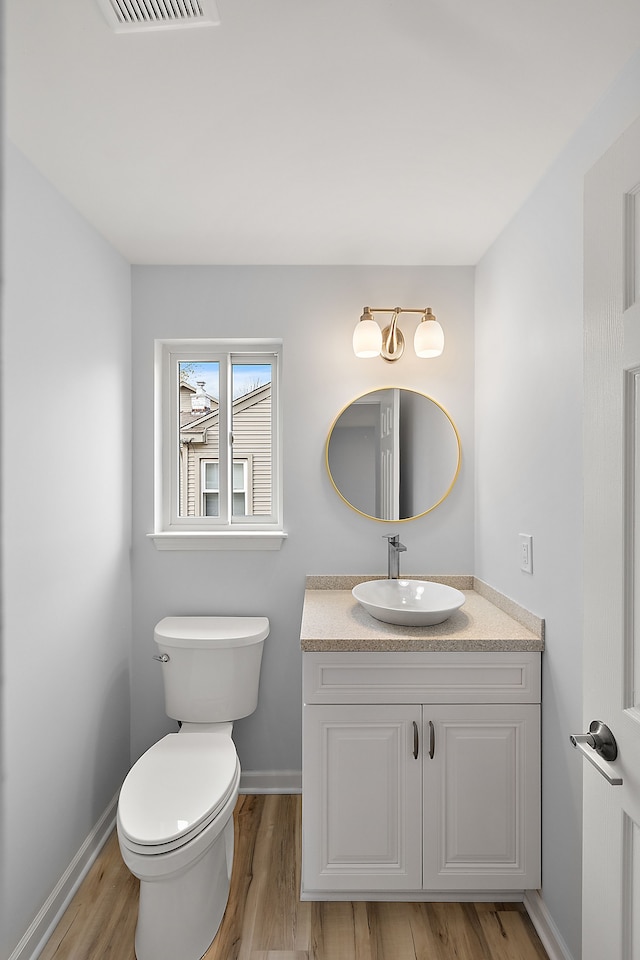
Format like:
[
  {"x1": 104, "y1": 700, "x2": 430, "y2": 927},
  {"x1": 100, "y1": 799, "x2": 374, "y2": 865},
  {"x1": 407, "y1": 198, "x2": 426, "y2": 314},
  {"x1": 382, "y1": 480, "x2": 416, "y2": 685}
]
[{"x1": 154, "y1": 616, "x2": 269, "y2": 648}]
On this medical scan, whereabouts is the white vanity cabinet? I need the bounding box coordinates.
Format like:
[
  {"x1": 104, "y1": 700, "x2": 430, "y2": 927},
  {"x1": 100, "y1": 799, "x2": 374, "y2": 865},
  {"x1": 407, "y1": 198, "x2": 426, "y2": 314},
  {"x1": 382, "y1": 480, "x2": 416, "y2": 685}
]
[{"x1": 302, "y1": 650, "x2": 541, "y2": 899}]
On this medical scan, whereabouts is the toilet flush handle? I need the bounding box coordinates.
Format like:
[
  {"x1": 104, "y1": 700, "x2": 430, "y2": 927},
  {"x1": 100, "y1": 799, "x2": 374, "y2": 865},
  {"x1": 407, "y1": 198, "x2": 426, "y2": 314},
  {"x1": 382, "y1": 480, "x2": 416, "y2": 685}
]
[{"x1": 152, "y1": 654, "x2": 170, "y2": 663}]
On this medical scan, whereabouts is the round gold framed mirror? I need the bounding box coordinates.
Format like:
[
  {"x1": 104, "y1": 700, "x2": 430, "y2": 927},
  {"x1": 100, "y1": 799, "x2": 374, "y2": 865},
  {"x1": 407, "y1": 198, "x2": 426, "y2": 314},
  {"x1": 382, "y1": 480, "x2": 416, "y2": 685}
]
[{"x1": 325, "y1": 387, "x2": 461, "y2": 522}]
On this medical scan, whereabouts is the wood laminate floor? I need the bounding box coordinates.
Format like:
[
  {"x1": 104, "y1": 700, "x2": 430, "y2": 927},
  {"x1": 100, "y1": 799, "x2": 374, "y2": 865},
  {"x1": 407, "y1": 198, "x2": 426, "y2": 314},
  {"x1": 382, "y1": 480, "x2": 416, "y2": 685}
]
[{"x1": 39, "y1": 795, "x2": 550, "y2": 960}]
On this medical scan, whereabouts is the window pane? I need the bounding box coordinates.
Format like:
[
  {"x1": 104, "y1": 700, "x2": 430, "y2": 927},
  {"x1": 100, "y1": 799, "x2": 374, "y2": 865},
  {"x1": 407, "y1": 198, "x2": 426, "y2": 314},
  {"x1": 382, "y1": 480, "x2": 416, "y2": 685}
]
[
  {"x1": 232, "y1": 362, "x2": 272, "y2": 517},
  {"x1": 204, "y1": 492, "x2": 219, "y2": 517},
  {"x1": 232, "y1": 461, "x2": 244, "y2": 490},
  {"x1": 178, "y1": 361, "x2": 219, "y2": 517},
  {"x1": 232, "y1": 493, "x2": 246, "y2": 516},
  {"x1": 205, "y1": 462, "x2": 219, "y2": 489}
]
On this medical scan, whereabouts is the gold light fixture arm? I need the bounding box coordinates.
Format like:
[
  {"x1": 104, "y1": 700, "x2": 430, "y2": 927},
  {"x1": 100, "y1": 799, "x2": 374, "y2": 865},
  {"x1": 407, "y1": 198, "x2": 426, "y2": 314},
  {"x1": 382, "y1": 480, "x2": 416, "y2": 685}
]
[
  {"x1": 382, "y1": 308, "x2": 404, "y2": 361},
  {"x1": 366, "y1": 307, "x2": 433, "y2": 315}
]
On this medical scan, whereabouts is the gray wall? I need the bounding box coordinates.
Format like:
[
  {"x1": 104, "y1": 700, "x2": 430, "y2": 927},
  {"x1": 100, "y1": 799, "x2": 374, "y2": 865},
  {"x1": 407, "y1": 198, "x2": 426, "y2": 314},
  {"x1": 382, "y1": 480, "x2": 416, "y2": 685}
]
[
  {"x1": 131, "y1": 266, "x2": 475, "y2": 769},
  {"x1": 475, "y1": 51, "x2": 640, "y2": 960},
  {"x1": 1, "y1": 143, "x2": 132, "y2": 959}
]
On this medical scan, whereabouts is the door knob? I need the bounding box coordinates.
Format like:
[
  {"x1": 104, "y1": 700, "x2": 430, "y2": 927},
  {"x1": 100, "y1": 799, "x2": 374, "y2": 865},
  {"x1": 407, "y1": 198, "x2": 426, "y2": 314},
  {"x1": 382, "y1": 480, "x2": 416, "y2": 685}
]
[
  {"x1": 570, "y1": 720, "x2": 618, "y2": 760},
  {"x1": 570, "y1": 720, "x2": 622, "y2": 785}
]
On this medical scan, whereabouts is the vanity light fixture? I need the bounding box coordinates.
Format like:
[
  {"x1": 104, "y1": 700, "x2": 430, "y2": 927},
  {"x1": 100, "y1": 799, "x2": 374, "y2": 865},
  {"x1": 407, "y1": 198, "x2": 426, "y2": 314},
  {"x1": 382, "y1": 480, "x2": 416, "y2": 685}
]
[{"x1": 353, "y1": 306, "x2": 444, "y2": 362}]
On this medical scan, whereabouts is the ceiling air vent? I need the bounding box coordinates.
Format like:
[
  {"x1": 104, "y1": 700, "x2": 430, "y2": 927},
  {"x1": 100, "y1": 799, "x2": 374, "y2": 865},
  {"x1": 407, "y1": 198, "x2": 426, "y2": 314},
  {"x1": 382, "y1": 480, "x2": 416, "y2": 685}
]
[{"x1": 96, "y1": 0, "x2": 220, "y2": 33}]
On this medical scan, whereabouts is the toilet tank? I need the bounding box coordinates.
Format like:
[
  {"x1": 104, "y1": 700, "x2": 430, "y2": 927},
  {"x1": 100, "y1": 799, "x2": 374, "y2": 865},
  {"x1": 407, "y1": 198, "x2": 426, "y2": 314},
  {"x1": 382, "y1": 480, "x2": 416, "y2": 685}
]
[{"x1": 154, "y1": 616, "x2": 269, "y2": 723}]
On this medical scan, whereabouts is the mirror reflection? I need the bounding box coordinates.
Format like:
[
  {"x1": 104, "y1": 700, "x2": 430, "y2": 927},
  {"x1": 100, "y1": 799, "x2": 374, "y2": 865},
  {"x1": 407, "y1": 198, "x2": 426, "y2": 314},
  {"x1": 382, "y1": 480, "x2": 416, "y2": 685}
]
[{"x1": 326, "y1": 388, "x2": 461, "y2": 521}]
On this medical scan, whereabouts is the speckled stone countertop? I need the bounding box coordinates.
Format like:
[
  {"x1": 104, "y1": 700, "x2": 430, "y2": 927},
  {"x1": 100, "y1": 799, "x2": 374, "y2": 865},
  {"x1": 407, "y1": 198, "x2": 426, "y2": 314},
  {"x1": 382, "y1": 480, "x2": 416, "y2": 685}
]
[{"x1": 300, "y1": 576, "x2": 544, "y2": 652}]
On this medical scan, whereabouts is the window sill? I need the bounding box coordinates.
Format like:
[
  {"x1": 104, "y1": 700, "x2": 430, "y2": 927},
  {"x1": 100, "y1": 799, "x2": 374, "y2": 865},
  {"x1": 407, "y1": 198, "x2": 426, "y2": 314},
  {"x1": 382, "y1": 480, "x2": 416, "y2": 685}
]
[{"x1": 148, "y1": 530, "x2": 287, "y2": 551}]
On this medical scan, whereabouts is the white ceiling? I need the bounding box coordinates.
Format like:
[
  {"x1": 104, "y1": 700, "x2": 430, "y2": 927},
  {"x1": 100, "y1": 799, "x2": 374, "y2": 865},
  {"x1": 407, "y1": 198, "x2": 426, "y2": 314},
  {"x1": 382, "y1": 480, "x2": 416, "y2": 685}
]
[{"x1": 6, "y1": 0, "x2": 640, "y2": 265}]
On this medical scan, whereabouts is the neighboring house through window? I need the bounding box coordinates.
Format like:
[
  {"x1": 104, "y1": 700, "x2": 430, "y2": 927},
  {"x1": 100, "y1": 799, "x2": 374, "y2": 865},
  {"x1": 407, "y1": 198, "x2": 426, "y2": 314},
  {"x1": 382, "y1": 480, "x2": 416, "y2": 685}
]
[
  {"x1": 201, "y1": 460, "x2": 219, "y2": 516},
  {"x1": 151, "y1": 339, "x2": 285, "y2": 550},
  {"x1": 200, "y1": 459, "x2": 248, "y2": 517}
]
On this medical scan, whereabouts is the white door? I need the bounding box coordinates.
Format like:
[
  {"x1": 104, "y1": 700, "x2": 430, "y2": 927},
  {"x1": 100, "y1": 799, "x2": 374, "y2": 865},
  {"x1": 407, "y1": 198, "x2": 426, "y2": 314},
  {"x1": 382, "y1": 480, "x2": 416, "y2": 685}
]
[
  {"x1": 583, "y1": 113, "x2": 640, "y2": 958},
  {"x1": 301, "y1": 703, "x2": 422, "y2": 893},
  {"x1": 422, "y1": 704, "x2": 540, "y2": 891},
  {"x1": 379, "y1": 388, "x2": 400, "y2": 520}
]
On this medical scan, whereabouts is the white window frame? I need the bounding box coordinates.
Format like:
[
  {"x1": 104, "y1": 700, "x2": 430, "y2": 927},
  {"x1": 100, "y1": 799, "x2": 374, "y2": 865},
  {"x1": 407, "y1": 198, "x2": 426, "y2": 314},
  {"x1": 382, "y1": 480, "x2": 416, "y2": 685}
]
[{"x1": 150, "y1": 338, "x2": 285, "y2": 550}]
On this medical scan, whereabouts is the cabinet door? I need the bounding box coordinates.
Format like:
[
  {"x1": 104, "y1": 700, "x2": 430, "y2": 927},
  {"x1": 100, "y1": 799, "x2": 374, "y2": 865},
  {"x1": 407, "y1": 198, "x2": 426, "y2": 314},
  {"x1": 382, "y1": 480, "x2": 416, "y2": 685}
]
[
  {"x1": 302, "y1": 703, "x2": 422, "y2": 893},
  {"x1": 423, "y1": 703, "x2": 541, "y2": 890}
]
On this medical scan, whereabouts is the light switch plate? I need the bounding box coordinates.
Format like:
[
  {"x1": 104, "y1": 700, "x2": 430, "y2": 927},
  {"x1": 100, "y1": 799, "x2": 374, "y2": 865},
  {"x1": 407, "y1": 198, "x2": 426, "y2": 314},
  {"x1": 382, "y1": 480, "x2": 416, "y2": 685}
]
[{"x1": 519, "y1": 534, "x2": 533, "y2": 574}]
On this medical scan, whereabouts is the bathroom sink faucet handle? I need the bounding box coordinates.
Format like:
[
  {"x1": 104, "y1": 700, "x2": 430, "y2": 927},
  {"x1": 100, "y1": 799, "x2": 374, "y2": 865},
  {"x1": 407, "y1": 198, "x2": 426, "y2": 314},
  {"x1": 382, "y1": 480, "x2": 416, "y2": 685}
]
[{"x1": 383, "y1": 533, "x2": 407, "y2": 548}]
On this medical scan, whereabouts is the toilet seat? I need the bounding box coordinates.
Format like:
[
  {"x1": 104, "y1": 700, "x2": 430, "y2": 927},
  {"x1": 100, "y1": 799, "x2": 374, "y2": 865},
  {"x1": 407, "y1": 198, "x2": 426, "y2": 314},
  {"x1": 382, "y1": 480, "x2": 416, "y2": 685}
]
[{"x1": 118, "y1": 732, "x2": 239, "y2": 856}]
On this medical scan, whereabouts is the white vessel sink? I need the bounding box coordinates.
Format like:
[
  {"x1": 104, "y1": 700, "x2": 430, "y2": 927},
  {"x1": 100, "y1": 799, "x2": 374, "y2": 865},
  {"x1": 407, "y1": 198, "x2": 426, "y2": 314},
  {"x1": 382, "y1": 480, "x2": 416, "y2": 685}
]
[{"x1": 352, "y1": 579, "x2": 465, "y2": 626}]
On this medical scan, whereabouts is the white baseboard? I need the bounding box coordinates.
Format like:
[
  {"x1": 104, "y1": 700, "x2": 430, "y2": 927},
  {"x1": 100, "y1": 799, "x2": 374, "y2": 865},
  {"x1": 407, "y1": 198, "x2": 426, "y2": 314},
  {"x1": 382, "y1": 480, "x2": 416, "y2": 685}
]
[
  {"x1": 524, "y1": 890, "x2": 576, "y2": 960},
  {"x1": 8, "y1": 793, "x2": 118, "y2": 960},
  {"x1": 239, "y1": 770, "x2": 302, "y2": 794}
]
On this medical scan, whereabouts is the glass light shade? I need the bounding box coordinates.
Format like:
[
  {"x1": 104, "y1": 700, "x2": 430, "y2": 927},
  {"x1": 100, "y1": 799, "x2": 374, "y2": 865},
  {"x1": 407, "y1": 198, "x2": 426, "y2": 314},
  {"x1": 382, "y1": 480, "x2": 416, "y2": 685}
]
[
  {"x1": 353, "y1": 318, "x2": 383, "y2": 358},
  {"x1": 414, "y1": 318, "x2": 444, "y2": 358}
]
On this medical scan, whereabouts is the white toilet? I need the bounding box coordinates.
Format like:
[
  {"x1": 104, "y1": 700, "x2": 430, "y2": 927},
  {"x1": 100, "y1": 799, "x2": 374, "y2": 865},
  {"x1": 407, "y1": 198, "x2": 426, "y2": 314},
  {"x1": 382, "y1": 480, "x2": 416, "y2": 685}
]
[{"x1": 117, "y1": 616, "x2": 269, "y2": 960}]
